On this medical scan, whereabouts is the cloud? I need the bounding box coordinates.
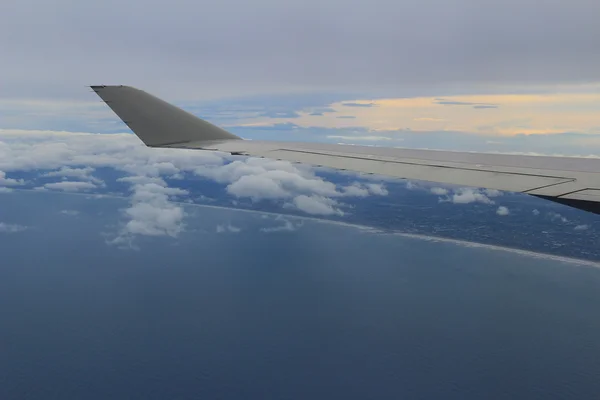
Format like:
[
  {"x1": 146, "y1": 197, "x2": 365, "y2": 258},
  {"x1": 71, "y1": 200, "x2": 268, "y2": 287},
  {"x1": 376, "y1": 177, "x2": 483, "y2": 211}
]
[
  {"x1": 3, "y1": 0, "x2": 599, "y2": 101},
  {"x1": 496, "y1": 206, "x2": 510, "y2": 216},
  {"x1": 532, "y1": 209, "x2": 540, "y2": 216},
  {"x1": 110, "y1": 182, "x2": 188, "y2": 245},
  {"x1": 60, "y1": 210, "x2": 80, "y2": 216},
  {"x1": 258, "y1": 111, "x2": 301, "y2": 118},
  {"x1": 195, "y1": 157, "x2": 387, "y2": 215},
  {"x1": 548, "y1": 212, "x2": 569, "y2": 223},
  {"x1": 260, "y1": 217, "x2": 300, "y2": 233},
  {"x1": 574, "y1": 224, "x2": 589, "y2": 231},
  {"x1": 0, "y1": 187, "x2": 14, "y2": 193},
  {"x1": 0, "y1": 129, "x2": 390, "y2": 244},
  {"x1": 227, "y1": 174, "x2": 291, "y2": 200},
  {"x1": 484, "y1": 189, "x2": 503, "y2": 197},
  {"x1": 0, "y1": 222, "x2": 27, "y2": 233},
  {"x1": 336, "y1": 116, "x2": 357, "y2": 119},
  {"x1": 450, "y1": 188, "x2": 494, "y2": 205},
  {"x1": 44, "y1": 166, "x2": 102, "y2": 183},
  {"x1": 290, "y1": 195, "x2": 344, "y2": 216},
  {"x1": 434, "y1": 99, "x2": 498, "y2": 109},
  {"x1": 405, "y1": 181, "x2": 419, "y2": 190},
  {"x1": 44, "y1": 181, "x2": 97, "y2": 192},
  {"x1": 430, "y1": 187, "x2": 448, "y2": 196},
  {"x1": 216, "y1": 224, "x2": 242, "y2": 233},
  {"x1": 0, "y1": 171, "x2": 24, "y2": 186},
  {"x1": 327, "y1": 135, "x2": 394, "y2": 142},
  {"x1": 341, "y1": 102, "x2": 376, "y2": 108},
  {"x1": 472, "y1": 105, "x2": 499, "y2": 109},
  {"x1": 365, "y1": 183, "x2": 388, "y2": 196}
]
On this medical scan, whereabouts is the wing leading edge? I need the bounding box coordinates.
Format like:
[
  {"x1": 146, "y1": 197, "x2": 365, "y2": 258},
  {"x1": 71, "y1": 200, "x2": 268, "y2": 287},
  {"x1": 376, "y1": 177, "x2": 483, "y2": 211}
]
[{"x1": 91, "y1": 85, "x2": 600, "y2": 215}]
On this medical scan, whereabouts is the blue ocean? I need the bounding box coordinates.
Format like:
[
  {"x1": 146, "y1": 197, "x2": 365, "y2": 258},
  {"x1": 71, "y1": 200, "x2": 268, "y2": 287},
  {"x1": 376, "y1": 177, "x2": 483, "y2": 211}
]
[{"x1": 1, "y1": 192, "x2": 600, "y2": 399}]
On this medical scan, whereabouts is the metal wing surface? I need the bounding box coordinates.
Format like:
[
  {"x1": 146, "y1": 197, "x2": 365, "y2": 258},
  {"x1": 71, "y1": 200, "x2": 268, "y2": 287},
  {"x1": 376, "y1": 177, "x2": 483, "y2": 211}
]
[{"x1": 91, "y1": 85, "x2": 600, "y2": 214}]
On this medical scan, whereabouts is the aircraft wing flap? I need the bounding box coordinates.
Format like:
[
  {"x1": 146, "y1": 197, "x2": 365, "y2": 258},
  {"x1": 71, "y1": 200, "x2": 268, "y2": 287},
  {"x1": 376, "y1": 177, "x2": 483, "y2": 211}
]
[{"x1": 185, "y1": 139, "x2": 578, "y2": 194}]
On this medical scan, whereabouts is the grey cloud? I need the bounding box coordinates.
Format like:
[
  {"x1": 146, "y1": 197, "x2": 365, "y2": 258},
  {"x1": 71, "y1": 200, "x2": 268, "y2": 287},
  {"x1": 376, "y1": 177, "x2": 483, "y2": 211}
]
[
  {"x1": 472, "y1": 105, "x2": 499, "y2": 109},
  {"x1": 435, "y1": 99, "x2": 498, "y2": 109},
  {"x1": 258, "y1": 111, "x2": 301, "y2": 118},
  {"x1": 2, "y1": 0, "x2": 599, "y2": 100},
  {"x1": 308, "y1": 107, "x2": 336, "y2": 116},
  {"x1": 341, "y1": 102, "x2": 376, "y2": 108},
  {"x1": 435, "y1": 100, "x2": 479, "y2": 106}
]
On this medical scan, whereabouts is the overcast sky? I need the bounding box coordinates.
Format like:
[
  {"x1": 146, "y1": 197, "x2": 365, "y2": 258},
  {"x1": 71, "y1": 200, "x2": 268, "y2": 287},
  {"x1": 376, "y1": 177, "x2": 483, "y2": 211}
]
[{"x1": 2, "y1": 0, "x2": 600, "y2": 100}]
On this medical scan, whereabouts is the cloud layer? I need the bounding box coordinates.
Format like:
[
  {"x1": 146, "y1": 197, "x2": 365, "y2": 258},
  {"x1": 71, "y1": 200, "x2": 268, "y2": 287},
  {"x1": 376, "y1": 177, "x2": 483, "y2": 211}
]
[
  {"x1": 0, "y1": 129, "x2": 389, "y2": 244},
  {"x1": 2, "y1": 0, "x2": 599, "y2": 100}
]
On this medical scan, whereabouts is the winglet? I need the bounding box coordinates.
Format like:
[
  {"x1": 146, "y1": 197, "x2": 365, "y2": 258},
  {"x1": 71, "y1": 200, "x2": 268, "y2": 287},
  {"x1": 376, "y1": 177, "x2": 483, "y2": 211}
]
[{"x1": 91, "y1": 85, "x2": 241, "y2": 147}]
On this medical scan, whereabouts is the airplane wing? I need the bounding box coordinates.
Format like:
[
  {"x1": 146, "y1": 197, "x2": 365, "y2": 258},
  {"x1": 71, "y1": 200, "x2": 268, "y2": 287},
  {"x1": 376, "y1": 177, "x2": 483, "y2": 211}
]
[{"x1": 91, "y1": 85, "x2": 600, "y2": 215}]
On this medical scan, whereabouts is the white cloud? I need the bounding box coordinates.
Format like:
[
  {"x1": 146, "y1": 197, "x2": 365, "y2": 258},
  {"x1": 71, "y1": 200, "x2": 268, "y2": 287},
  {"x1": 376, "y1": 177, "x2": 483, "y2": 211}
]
[
  {"x1": 227, "y1": 174, "x2": 290, "y2": 200},
  {"x1": 0, "y1": 187, "x2": 14, "y2": 193},
  {"x1": 216, "y1": 224, "x2": 242, "y2": 233},
  {"x1": 548, "y1": 212, "x2": 568, "y2": 223},
  {"x1": 114, "y1": 183, "x2": 188, "y2": 239},
  {"x1": 484, "y1": 189, "x2": 503, "y2": 197},
  {"x1": 451, "y1": 188, "x2": 494, "y2": 205},
  {"x1": 0, "y1": 171, "x2": 24, "y2": 186},
  {"x1": 496, "y1": 206, "x2": 510, "y2": 216},
  {"x1": 405, "y1": 181, "x2": 419, "y2": 190},
  {"x1": 44, "y1": 166, "x2": 102, "y2": 184},
  {"x1": 0, "y1": 129, "x2": 389, "y2": 241},
  {"x1": 260, "y1": 218, "x2": 299, "y2": 233},
  {"x1": 342, "y1": 183, "x2": 370, "y2": 197},
  {"x1": 532, "y1": 209, "x2": 540, "y2": 216},
  {"x1": 430, "y1": 187, "x2": 448, "y2": 196},
  {"x1": 195, "y1": 156, "x2": 387, "y2": 214},
  {"x1": 341, "y1": 182, "x2": 388, "y2": 197},
  {"x1": 0, "y1": 223, "x2": 27, "y2": 233},
  {"x1": 574, "y1": 224, "x2": 589, "y2": 231},
  {"x1": 60, "y1": 210, "x2": 80, "y2": 216},
  {"x1": 44, "y1": 181, "x2": 97, "y2": 192},
  {"x1": 117, "y1": 176, "x2": 167, "y2": 185},
  {"x1": 365, "y1": 183, "x2": 388, "y2": 196},
  {"x1": 291, "y1": 195, "x2": 344, "y2": 216}
]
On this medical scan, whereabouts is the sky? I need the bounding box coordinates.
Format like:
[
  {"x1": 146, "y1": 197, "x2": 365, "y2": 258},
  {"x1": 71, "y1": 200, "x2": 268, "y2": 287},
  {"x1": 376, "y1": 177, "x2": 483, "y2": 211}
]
[
  {"x1": 4, "y1": 4, "x2": 600, "y2": 397},
  {"x1": 2, "y1": 0, "x2": 600, "y2": 99},
  {"x1": 1, "y1": 0, "x2": 600, "y2": 252},
  {"x1": 2, "y1": 0, "x2": 600, "y2": 145}
]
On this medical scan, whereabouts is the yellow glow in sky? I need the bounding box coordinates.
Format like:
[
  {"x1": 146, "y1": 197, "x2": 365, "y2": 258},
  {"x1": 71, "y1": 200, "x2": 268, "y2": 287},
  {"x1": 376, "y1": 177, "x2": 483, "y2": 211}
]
[{"x1": 248, "y1": 93, "x2": 600, "y2": 137}]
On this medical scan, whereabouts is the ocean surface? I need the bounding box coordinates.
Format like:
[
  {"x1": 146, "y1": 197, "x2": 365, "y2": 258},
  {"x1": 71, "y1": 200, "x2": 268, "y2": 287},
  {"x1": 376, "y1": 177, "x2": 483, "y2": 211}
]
[{"x1": 2, "y1": 192, "x2": 600, "y2": 399}]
